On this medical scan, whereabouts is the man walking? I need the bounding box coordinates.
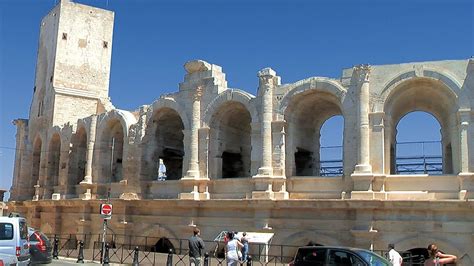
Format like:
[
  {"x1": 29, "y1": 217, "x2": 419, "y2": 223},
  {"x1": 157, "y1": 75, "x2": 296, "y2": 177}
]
[
  {"x1": 189, "y1": 227, "x2": 205, "y2": 266},
  {"x1": 388, "y1": 243, "x2": 403, "y2": 266}
]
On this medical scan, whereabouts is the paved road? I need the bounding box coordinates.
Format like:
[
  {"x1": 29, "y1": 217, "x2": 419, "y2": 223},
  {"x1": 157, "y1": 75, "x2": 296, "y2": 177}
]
[{"x1": 49, "y1": 258, "x2": 98, "y2": 265}]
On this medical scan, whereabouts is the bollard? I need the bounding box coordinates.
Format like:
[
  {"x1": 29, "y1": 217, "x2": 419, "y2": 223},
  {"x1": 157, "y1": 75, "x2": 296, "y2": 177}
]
[
  {"x1": 52, "y1": 235, "x2": 59, "y2": 259},
  {"x1": 132, "y1": 246, "x2": 139, "y2": 266},
  {"x1": 166, "y1": 248, "x2": 173, "y2": 266},
  {"x1": 76, "y1": 240, "x2": 84, "y2": 263},
  {"x1": 246, "y1": 255, "x2": 252, "y2": 266},
  {"x1": 103, "y1": 243, "x2": 110, "y2": 265},
  {"x1": 203, "y1": 252, "x2": 209, "y2": 266}
]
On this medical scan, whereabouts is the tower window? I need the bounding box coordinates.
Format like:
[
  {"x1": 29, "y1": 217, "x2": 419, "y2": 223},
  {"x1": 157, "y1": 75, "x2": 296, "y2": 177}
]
[
  {"x1": 62, "y1": 33, "x2": 67, "y2": 40},
  {"x1": 103, "y1": 41, "x2": 108, "y2": 48}
]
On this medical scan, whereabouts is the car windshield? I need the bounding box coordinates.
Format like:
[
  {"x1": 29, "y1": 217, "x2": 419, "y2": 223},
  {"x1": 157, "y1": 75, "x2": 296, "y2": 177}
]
[{"x1": 354, "y1": 250, "x2": 390, "y2": 266}]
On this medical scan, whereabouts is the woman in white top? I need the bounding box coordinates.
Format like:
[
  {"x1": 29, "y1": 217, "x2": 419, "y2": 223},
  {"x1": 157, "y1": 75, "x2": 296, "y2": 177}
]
[{"x1": 225, "y1": 232, "x2": 243, "y2": 266}]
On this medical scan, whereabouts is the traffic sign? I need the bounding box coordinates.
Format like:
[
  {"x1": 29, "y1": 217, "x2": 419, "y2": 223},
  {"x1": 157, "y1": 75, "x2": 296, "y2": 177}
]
[{"x1": 100, "y1": 203, "x2": 113, "y2": 219}]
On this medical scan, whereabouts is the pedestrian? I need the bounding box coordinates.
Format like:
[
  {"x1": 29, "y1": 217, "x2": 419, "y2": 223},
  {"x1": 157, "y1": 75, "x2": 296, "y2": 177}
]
[
  {"x1": 188, "y1": 227, "x2": 205, "y2": 266},
  {"x1": 388, "y1": 243, "x2": 403, "y2": 266},
  {"x1": 424, "y1": 243, "x2": 457, "y2": 266},
  {"x1": 225, "y1": 231, "x2": 243, "y2": 266},
  {"x1": 240, "y1": 232, "x2": 249, "y2": 262}
]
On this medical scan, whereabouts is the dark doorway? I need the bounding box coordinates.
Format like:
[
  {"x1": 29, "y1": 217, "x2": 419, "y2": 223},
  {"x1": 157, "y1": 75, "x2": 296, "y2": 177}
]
[
  {"x1": 154, "y1": 238, "x2": 175, "y2": 254},
  {"x1": 295, "y1": 148, "x2": 313, "y2": 176},
  {"x1": 222, "y1": 151, "x2": 244, "y2": 178},
  {"x1": 162, "y1": 148, "x2": 184, "y2": 180}
]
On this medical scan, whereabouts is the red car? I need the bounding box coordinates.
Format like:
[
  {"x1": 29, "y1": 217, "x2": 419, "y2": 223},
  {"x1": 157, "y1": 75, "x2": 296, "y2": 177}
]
[{"x1": 28, "y1": 228, "x2": 52, "y2": 265}]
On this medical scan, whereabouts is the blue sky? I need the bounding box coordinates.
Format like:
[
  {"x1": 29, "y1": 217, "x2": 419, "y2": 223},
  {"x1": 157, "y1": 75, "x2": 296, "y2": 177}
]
[{"x1": 0, "y1": 0, "x2": 472, "y2": 198}]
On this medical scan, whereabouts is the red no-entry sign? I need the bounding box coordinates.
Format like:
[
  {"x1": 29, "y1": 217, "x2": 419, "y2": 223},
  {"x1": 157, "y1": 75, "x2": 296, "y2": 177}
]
[{"x1": 100, "y1": 203, "x2": 113, "y2": 218}]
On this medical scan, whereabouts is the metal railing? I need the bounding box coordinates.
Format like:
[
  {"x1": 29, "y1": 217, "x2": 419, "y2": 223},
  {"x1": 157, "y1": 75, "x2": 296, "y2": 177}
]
[
  {"x1": 319, "y1": 145, "x2": 343, "y2": 177},
  {"x1": 396, "y1": 141, "x2": 443, "y2": 175},
  {"x1": 46, "y1": 233, "x2": 431, "y2": 266},
  {"x1": 47, "y1": 233, "x2": 293, "y2": 265},
  {"x1": 316, "y1": 141, "x2": 444, "y2": 176}
]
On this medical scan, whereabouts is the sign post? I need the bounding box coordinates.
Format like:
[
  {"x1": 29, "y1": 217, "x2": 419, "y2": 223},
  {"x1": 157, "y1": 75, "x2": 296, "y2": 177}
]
[{"x1": 100, "y1": 203, "x2": 112, "y2": 263}]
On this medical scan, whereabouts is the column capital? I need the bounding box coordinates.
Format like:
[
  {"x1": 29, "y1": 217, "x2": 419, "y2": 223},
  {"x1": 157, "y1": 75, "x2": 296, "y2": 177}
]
[
  {"x1": 457, "y1": 108, "x2": 472, "y2": 121},
  {"x1": 193, "y1": 86, "x2": 204, "y2": 101},
  {"x1": 353, "y1": 64, "x2": 371, "y2": 83},
  {"x1": 257, "y1": 67, "x2": 277, "y2": 78},
  {"x1": 258, "y1": 67, "x2": 280, "y2": 91}
]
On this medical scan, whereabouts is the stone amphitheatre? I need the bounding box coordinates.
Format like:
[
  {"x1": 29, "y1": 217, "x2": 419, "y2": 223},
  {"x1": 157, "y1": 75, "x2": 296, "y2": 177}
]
[{"x1": 7, "y1": 0, "x2": 474, "y2": 264}]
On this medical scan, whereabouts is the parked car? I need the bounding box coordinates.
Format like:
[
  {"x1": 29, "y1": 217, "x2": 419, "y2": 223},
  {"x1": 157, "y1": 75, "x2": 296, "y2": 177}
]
[
  {"x1": 0, "y1": 215, "x2": 30, "y2": 266},
  {"x1": 28, "y1": 228, "x2": 52, "y2": 265},
  {"x1": 0, "y1": 252, "x2": 19, "y2": 265},
  {"x1": 289, "y1": 246, "x2": 390, "y2": 266}
]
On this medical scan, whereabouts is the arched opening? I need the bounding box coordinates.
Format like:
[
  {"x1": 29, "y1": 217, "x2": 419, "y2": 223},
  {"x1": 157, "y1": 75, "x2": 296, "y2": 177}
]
[
  {"x1": 319, "y1": 115, "x2": 344, "y2": 176},
  {"x1": 402, "y1": 248, "x2": 428, "y2": 265},
  {"x1": 47, "y1": 133, "x2": 61, "y2": 188},
  {"x1": 68, "y1": 127, "x2": 87, "y2": 186},
  {"x1": 31, "y1": 137, "x2": 42, "y2": 197},
  {"x1": 384, "y1": 78, "x2": 456, "y2": 175},
  {"x1": 99, "y1": 119, "x2": 124, "y2": 183},
  {"x1": 395, "y1": 112, "x2": 443, "y2": 175},
  {"x1": 285, "y1": 90, "x2": 343, "y2": 177},
  {"x1": 141, "y1": 108, "x2": 184, "y2": 181},
  {"x1": 153, "y1": 238, "x2": 175, "y2": 254},
  {"x1": 209, "y1": 101, "x2": 251, "y2": 179}
]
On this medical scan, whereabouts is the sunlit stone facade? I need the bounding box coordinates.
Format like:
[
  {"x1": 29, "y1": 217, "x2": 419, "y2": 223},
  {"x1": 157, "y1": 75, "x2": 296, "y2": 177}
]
[{"x1": 8, "y1": 0, "x2": 474, "y2": 264}]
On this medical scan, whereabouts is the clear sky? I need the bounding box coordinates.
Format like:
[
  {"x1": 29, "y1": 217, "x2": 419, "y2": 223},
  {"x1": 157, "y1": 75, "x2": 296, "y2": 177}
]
[{"x1": 0, "y1": 0, "x2": 472, "y2": 199}]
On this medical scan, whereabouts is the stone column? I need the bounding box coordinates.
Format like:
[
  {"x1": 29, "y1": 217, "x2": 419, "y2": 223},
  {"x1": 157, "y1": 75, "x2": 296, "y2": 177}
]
[
  {"x1": 257, "y1": 68, "x2": 276, "y2": 176},
  {"x1": 354, "y1": 65, "x2": 372, "y2": 174},
  {"x1": 351, "y1": 65, "x2": 374, "y2": 198},
  {"x1": 81, "y1": 115, "x2": 97, "y2": 184},
  {"x1": 458, "y1": 110, "x2": 471, "y2": 173},
  {"x1": 458, "y1": 109, "x2": 473, "y2": 199},
  {"x1": 185, "y1": 87, "x2": 203, "y2": 178}
]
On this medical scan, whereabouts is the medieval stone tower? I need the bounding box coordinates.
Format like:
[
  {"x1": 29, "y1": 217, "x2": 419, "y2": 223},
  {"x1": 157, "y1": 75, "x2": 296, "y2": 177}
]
[{"x1": 12, "y1": 0, "x2": 114, "y2": 200}]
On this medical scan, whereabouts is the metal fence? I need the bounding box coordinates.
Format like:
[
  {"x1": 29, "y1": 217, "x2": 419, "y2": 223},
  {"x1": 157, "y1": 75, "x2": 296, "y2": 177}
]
[
  {"x1": 46, "y1": 233, "x2": 432, "y2": 265},
  {"x1": 46, "y1": 233, "x2": 293, "y2": 265}
]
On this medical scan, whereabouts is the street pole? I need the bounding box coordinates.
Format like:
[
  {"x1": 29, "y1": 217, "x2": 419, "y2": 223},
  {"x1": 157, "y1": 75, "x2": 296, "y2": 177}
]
[{"x1": 102, "y1": 137, "x2": 115, "y2": 264}]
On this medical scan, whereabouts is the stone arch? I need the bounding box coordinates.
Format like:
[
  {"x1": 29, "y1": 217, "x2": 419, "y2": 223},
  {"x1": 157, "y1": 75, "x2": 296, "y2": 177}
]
[
  {"x1": 96, "y1": 110, "x2": 136, "y2": 183},
  {"x1": 67, "y1": 126, "x2": 87, "y2": 187},
  {"x1": 47, "y1": 132, "x2": 61, "y2": 189},
  {"x1": 281, "y1": 231, "x2": 342, "y2": 260},
  {"x1": 278, "y1": 77, "x2": 346, "y2": 115},
  {"x1": 382, "y1": 74, "x2": 459, "y2": 174},
  {"x1": 147, "y1": 97, "x2": 190, "y2": 131},
  {"x1": 379, "y1": 68, "x2": 464, "y2": 110},
  {"x1": 280, "y1": 81, "x2": 346, "y2": 177},
  {"x1": 135, "y1": 224, "x2": 179, "y2": 251},
  {"x1": 97, "y1": 109, "x2": 137, "y2": 141},
  {"x1": 31, "y1": 135, "x2": 43, "y2": 198},
  {"x1": 141, "y1": 106, "x2": 185, "y2": 181},
  {"x1": 203, "y1": 89, "x2": 258, "y2": 126},
  {"x1": 393, "y1": 234, "x2": 472, "y2": 266},
  {"x1": 207, "y1": 98, "x2": 253, "y2": 179}
]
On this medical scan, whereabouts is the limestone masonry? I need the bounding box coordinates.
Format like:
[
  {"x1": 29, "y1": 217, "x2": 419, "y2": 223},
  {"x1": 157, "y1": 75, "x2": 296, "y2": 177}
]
[{"x1": 7, "y1": 0, "x2": 474, "y2": 264}]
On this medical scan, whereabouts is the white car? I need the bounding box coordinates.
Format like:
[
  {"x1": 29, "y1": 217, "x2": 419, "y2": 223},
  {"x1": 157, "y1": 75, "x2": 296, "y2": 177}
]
[
  {"x1": 0, "y1": 252, "x2": 18, "y2": 265},
  {"x1": 0, "y1": 215, "x2": 30, "y2": 265}
]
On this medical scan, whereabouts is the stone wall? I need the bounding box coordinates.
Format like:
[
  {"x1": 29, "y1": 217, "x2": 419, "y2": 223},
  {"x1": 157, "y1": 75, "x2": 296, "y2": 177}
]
[{"x1": 7, "y1": 1, "x2": 474, "y2": 265}]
